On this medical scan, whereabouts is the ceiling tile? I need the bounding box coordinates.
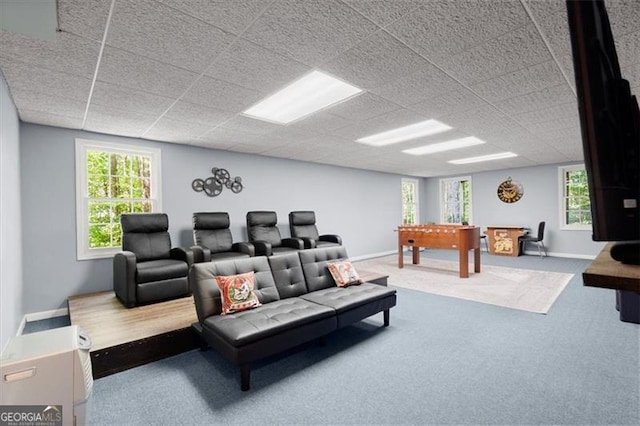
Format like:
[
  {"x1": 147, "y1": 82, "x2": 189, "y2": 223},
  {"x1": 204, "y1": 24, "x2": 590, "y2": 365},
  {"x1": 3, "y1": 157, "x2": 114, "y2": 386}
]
[
  {"x1": 19, "y1": 109, "x2": 83, "y2": 129},
  {"x1": 614, "y1": 30, "x2": 640, "y2": 70},
  {"x1": 97, "y1": 47, "x2": 199, "y2": 97},
  {"x1": 341, "y1": 0, "x2": 421, "y2": 28},
  {"x1": 0, "y1": 30, "x2": 100, "y2": 78},
  {"x1": 328, "y1": 108, "x2": 427, "y2": 140},
  {"x1": 386, "y1": 0, "x2": 528, "y2": 61},
  {"x1": 163, "y1": 101, "x2": 234, "y2": 127},
  {"x1": 512, "y1": 102, "x2": 578, "y2": 127},
  {"x1": 440, "y1": 25, "x2": 552, "y2": 85},
  {"x1": 491, "y1": 83, "x2": 576, "y2": 116},
  {"x1": 107, "y1": 0, "x2": 236, "y2": 73},
  {"x1": 90, "y1": 81, "x2": 174, "y2": 116},
  {"x1": 321, "y1": 30, "x2": 432, "y2": 89},
  {"x1": 181, "y1": 75, "x2": 262, "y2": 112},
  {"x1": 11, "y1": 89, "x2": 86, "y2": 118},
  {"x1": 326, "y1": 92, "x2": 402, "y2": 122},
  {"x1": 290, "y1": 111, "x2": 354, "y2": 134},
  {"x1": 606, "y1": 0, "x2": 640, "y2": 38},
  {"x1": 157, "y1": 0, "x2": 268, "y2": 35},
  {"x1": 241, "y1": 0, "x2": 379, "y2": 67},
  {"x1": 220, "y1": 115, "x2": 282, "y2": 135},
  {"x1": 470, "y1": 60, "x2": 566, "y2": 102},
  {"x1": 143, "y1": 117, "x2": 212, "y2": 143},
  {"x1": 205, "y1": 38, "x2": 310, "y2": 93},
  {"x1": 84, "y1": 104, "x2": 159, "y2": 137},
  {"x1": 57, "y1": 0, "x2": 112, "y2": 42},
  {"x1": 409, "y1": 88, "x2": 488, "y2": 119},
  {"x1": 0, "y1": 57, "x2": 92, "y2": 101}
]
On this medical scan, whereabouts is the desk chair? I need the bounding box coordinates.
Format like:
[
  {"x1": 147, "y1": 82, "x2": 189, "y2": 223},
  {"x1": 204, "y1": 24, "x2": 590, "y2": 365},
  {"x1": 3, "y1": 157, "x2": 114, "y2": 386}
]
[{"x1": 519, "y1": 221, "x2": 547, "y2": 257}]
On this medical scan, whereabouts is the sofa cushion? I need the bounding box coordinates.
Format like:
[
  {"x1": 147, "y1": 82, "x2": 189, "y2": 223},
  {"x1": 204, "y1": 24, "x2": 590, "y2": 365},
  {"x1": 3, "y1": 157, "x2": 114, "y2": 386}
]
[
  {"x1": 327, "y1": 260, "x2": 363, "y2": 287},
  {"x1": 216, "y1": 272, "x2": 262, "y2": 315},
  {"x1": 136, "y1": 259, "x2": 188, "y2": 284},
  {"x1": 268, "y1": 253, "x2": 308, "y2": 299},
  {"x1": 300, "y1": 283, "x2": 396, "y2": 314},
  {"x1": 299, "y1": 246, "x2": 349, "y2": 292},
  {"x1": 203, "y1": 298, "x2": 335, "y2": 346}
]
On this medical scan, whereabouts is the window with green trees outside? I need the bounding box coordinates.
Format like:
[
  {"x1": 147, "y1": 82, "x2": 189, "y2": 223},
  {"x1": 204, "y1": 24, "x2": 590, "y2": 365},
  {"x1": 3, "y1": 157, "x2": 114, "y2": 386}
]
[
  {"x1": 76, "y1": 139, "x2": 162, "y2": 260},
  {"x1": 560, "y1": 164, "x2": 591, "y2": 229}
]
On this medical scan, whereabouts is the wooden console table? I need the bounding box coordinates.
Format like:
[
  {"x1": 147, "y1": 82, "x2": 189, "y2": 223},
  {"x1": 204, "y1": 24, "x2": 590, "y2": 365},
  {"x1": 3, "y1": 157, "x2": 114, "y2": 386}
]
[
  {"x1": 485, "y1": 225, "x2": 527, "y2": 256},
  {"x1": 583, "y1": 243, "x2": 640, "y2": 323},
  {"x1": 397, "y1": 224, "x2": 480, "y2": 278}
]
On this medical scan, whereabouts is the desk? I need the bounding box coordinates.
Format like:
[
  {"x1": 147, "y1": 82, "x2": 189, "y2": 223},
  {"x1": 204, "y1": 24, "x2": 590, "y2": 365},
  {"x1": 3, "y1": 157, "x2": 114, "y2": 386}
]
[
  {"x1": 397, "y1": 224, "x2": 480, "y2": 278},
  {"x1": 583, "y1": 243, "x2": 640, "y2": 323},
  {"x1": 485, "y1": 225, "x2": 527, "y2": 256}
]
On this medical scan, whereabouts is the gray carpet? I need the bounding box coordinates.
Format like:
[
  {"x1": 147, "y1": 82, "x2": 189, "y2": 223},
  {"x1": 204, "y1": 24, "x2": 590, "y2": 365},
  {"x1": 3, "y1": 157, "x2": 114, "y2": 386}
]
[
  {"x1": 25, "y1": 251, "x2": 640, "y2": 425},
  {"x1": 355, "y1": 255, "x2": 573, "y2": 313}
]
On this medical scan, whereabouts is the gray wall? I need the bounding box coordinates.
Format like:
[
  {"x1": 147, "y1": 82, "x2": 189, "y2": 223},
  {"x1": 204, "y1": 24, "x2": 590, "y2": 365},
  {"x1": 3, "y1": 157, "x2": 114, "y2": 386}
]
[
  {"x1": 1, "y1": 72, "x2": 23, "y2": 351},
  {"x1": 19, "y1": 123, "x2": 402, "y2": 314},
  {"x1": 422, "y1": 165, "x2": 606, "y2": 257}
]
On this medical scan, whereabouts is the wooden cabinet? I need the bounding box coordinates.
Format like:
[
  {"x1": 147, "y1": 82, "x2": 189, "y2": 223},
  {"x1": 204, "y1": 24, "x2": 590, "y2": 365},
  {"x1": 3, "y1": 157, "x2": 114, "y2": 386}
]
[{"x1": 484, "y1": 226, "x2": 526, "y2": 256}]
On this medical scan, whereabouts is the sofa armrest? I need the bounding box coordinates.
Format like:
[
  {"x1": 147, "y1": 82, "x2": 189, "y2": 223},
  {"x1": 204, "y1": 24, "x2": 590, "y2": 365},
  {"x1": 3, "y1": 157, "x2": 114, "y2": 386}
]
[
  {"x1": 320, "y1": 234, "x2": 342, "y2": 245},
  {"x1": 300, "y1": 237, "x2": 317, "y2": 249},
  {"x1": 233, "y1": 242, "x2": 255, "y2": 257},
  {"x1": 252, "y1": 240, "x2": 273, "y2": 256},
  {"x1": 171, "y1": 247, "x2": 195, "y2": 267},
  {"x1": 281, "y1": 237, "x2": 304, "y2": 250},
  {"x1": 113, "y1": 251, "x2": 137, "y2": 308},
  {"x1": 190, "y1": 245, "x2": 211, "y2": 263}
]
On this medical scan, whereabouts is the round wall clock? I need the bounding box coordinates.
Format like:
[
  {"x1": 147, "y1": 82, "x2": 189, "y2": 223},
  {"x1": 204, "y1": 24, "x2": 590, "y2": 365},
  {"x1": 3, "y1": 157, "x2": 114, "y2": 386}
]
[{"x1": 497, "y1": 177, "x2": 524, "y2": 203}]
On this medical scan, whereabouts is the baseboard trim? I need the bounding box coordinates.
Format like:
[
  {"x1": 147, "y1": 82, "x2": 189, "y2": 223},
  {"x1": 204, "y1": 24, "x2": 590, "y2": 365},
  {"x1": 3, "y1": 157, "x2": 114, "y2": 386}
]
[
  {"x1": 351, "y1": 250, "x2": 397, "y2": 262},
  {"x1": 522, "y1": 250, "x2": 597, "y2": 260}
]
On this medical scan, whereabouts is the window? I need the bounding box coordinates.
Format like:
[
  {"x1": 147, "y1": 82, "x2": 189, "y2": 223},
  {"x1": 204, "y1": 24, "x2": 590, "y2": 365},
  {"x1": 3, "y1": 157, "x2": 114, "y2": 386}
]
[
  {"x1": 440, "y1": 176, "x2": 471, "y2": 224},
  {"x1": 401, "y1": 178, "x2": 419, "y2": 224},
  {"x1": 559, "y1": 164, "x2": 591, "y2": 230},
  {"x1": 75, "y1": 139, "x2": 162, "y2": 260}
]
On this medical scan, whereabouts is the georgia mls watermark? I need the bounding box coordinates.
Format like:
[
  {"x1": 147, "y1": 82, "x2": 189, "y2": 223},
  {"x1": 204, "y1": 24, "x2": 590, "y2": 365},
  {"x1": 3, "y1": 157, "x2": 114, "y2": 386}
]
[{"x1": 0, "y1": 405, "x2": 62, "y2": 426}]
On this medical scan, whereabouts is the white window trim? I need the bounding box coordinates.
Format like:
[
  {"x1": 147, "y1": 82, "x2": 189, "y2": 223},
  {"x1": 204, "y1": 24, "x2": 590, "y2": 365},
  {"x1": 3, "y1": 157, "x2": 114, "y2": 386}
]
[
  {"x1": 558, "y1": 164, "x2": 591, "y2": 231},
  {"x1": 401, "y1": 177, "x2": 420, "y2": 224},
  {"x1": 439, "y1": 175, "x2": 472, "y2": 224},
  {"x1": 75, "y1": 138, "x2": 162, "y2": 260}
]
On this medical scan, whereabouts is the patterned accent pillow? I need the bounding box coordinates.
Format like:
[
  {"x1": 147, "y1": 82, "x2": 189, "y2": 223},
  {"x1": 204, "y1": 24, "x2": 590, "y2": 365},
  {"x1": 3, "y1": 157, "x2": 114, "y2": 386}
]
[
  {"x1": 215, "y1": 271, "x2": 262, "y2": 315},
  {"x1": 327, "y1": 260, "x2": 363, "y2": 287}
]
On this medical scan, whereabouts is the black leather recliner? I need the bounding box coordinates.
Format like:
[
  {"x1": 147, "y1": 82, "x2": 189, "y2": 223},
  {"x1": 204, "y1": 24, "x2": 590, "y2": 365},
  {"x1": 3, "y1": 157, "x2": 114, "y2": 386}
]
[
  {"x1": 289, "y1": 211, "x2": 342, "y2": 249},
  {"x1": 113, "y1": 213, "x2": 192, "y2": 308},
  {"x1": 246, "y1": 211, "x2": 304, "y2": 256},
  {"x1": 192, "y1": 212, "x2": 254, "y2": 262}
]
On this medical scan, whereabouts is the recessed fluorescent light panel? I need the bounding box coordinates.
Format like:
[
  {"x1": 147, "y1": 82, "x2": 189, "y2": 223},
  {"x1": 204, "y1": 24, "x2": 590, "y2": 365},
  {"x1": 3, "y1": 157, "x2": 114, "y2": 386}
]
[
  {"x1": 402, "y1": 136, "x2": 486, "y2": 155},
  {"x1": 242, "y1": 70, "x2": 362, "y2": 124},
  {"x1": 356, "y1": 119, "x2": 452, "y2": 146},
  {"x1": 448, "y1": 152, "x2": 518, "y2": 164}
]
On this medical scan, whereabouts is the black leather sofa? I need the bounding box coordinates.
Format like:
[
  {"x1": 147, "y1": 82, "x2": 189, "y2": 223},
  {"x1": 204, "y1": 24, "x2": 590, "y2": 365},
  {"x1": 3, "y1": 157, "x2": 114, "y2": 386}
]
[
  {"x1": 190, "y1": 246, "x2": 397, "y2": 391},
  {"x1": 246, "y1": 211, "x2": 304, "y2": 256},
  {"x1": 289, "y1": 210, "x2": 342, "y2": 248}
]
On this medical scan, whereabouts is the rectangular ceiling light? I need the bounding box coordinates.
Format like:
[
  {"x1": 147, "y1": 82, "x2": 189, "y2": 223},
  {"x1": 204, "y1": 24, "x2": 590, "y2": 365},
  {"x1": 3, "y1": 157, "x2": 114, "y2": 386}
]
[
  {"x1": 356, "y1": 119, "x2": 452, "y2": 146},
  {"x1": 448, "y1": 152, "x2": 518, "y2": 164},
  {"x1": 402, "y1": 136, "x2": 486, "y2": 155},
  {"x1": 242, "y1": 70, "x2": 362, "y2": 124}
]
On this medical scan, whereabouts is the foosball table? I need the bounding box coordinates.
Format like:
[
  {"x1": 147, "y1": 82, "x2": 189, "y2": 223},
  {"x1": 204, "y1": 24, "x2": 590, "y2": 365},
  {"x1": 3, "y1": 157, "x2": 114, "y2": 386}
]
[{"x1": 397, "y1": 224, "x2": 481, "y2": 278}]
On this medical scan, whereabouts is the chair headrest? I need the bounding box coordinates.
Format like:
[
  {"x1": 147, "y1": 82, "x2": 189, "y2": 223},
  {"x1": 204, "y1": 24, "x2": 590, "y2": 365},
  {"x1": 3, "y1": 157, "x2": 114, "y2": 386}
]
[
  {"x1": 121, "y1": 213, "x2": 168, "y2": 233},
  {"x1": 289, "y1": 211, "x2": 316, "y2": 226},
  {"x1": 247, "y1": 211, "x2": 277, "y2": 227},
  {"x1": 193, "y1": 212, "x2": 230, "y2": 230}
]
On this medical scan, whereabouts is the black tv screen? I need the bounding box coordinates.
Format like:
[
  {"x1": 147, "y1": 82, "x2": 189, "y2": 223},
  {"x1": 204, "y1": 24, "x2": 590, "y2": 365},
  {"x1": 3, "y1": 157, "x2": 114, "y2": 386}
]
[{"x1": 566, "y1": 0, "x2": 640, "y2": 260}]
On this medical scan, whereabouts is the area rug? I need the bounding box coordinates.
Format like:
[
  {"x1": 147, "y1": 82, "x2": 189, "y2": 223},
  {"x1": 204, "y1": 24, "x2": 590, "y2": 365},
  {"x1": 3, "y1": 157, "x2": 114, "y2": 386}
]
[{"x1": 354, "y1": 255, "x2": 573, "y2": 314}]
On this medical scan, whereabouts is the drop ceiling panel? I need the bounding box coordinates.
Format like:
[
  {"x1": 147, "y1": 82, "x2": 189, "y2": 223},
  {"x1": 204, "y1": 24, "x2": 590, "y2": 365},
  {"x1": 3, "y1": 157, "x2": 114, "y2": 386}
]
[
  {"x1": 0, "y1": 30, "x2": 100, "y2": 78},
  {"x1": 181, "y1": 75, "x2": 262, "y2": 112},
  {"x1": 409, "y1": 89, "x2": 488, "y2": 119},
  {"x1": 323, "y1": 92, "x2": 401, "y2": 122},
  {"x1": 512, "y1": 102, "x2": 578, "y2": 126},
  {"x1": 143, "y1": 117, "x2": 212, "y2": 144},
  {"x1": 97, "y1": 47, "x2": 199, "y2": 98},
  {"x1": 0, "y1": 57, "x2": 92, "y2": 101},
  {"x1": 84, "y1": 105, "x2": 159, "y2": 138},
  {"x1": 204, "y1": 38, "x2": 310, "y2": 93},
  {"x1": 19, "y1": 109, "x2": 83, "y2": 129},
  {"x1": 156, "y1": 0, "x2": 269, "y2": 35},
  {"x1": 386, "y1": 0, "x2": 528, "y2": 61},
  {"x1": 342, "y1": 0, "x2": 421, "y2": 28},
  {"x1": 57, "y1": 0, "x2": 112, "y2": 42},
  {"x1": 106, "y1": 0, "x2": 236, "y2": 73},
  {"x1": 491, "y1": 83, "x2": 576, "y2": 116},
  {"x1": 241, "y1": 0, "x2": 379, "y2": 67},
  {"x1": 90, "y1": 81, "x2": 174, "y2": 116},
  {"x1": 11, "y1": 89, "x2": 86, "y2": 118},
  {"x1": 164, "y1": 101, "x2": 234, "y2": 127}
]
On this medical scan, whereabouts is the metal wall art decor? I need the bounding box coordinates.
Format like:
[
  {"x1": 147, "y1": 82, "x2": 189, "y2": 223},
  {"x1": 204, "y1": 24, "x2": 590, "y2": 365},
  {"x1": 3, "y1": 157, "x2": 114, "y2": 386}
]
[
  {"x1": 192, "y1": 167, "x2": 243, "y2": 197},
  {"x1": 497, "y1": 176, "x2": 524, "y2": 203}
]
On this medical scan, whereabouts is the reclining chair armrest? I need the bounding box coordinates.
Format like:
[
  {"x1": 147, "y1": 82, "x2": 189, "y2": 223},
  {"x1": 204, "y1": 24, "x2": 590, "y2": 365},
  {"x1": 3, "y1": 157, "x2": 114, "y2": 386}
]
[
  {"x1": 171, "y1": 247, "x2": 195, "y2": 267},
  {"x1": 113, "y1": 251, "x2": 137, "y2": 308},
  {"x1": 281, "y1": 237, "x2": 305, "y2": 250},
  {"x1": 232, "y1": 242, "x2": 255, "y2": 257},
  {"x1": 320, "y1": 234, "x2": 342, "y2": 245},
  {"x1": 190, "y1": 245, "x2": 211, "y2": 263},
  {"x1": 252, "y1": 240, "x2": 273, "y2": 256},
  {"x1": 300, "y1": 237, "x2": 316, "y2": 249}
]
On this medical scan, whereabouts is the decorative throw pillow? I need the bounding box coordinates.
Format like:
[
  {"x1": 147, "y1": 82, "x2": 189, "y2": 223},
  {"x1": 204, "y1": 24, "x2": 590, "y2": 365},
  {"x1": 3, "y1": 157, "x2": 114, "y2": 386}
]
[
  {"x1": 215, "y1": 271, "x2": 262, "y2": 315},
  {"x1": 327, "y1": 260, "x2": 363, "y2": 287}
]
